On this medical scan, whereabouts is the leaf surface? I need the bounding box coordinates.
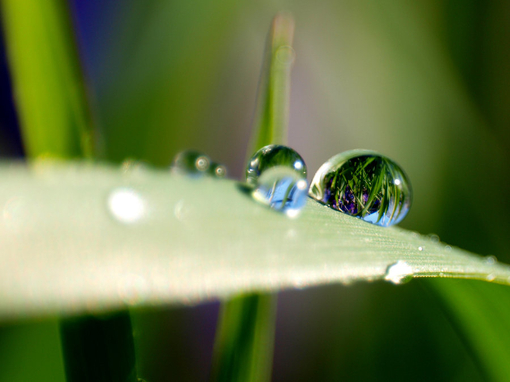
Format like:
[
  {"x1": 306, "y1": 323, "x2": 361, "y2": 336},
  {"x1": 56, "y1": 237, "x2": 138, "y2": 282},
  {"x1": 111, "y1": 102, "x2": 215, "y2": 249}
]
[{"x1": 0, "y1": 162, "x2": 508, "y2": 321}]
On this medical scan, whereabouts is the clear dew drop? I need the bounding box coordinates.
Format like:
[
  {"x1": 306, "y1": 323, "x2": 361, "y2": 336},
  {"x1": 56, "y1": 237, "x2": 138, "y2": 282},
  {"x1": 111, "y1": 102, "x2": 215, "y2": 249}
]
[
  {"x1": 484, "y1": 255, "x2": 498, "y2": 265},
  {"x1": 444, "y1": 245, "x2": 452, "y2": 252},
  {"x1": 486, "y1": 274, "x2": 496, "y2": 282},
  {"x1": 418, "y1": 246, "x2": 424, "y2": 251},
  {"x1": 107, "y1": 188, "x2": 147, "y2": 224},
  {"x1": 171, "y1": 150, "x2": 211, "y2": 176},
  {"x1": 385, "y1": 261, "x2": 414, "y2": 285},
  {"x1": 251, "y1": 167, "x2": 308, "y2": 218},
  {"x1": 246, "y1": 145, "x2": 307, "y2": 188},
  {"x1": 209, "y1": 162, "x2": 227, "y2": 178},
  {"x1": 309, "y1": 149, "x2": 412, "y2": 227},
  {"x1": 428, "y1": 234, "x2": 440, "y2": 242}
]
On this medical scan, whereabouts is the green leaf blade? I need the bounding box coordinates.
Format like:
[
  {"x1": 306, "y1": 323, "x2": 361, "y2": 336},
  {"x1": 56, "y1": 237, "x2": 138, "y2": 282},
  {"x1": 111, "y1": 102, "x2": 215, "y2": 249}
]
[{"x1": 0, "y1": 162, "x2": 508, "y2": 321}]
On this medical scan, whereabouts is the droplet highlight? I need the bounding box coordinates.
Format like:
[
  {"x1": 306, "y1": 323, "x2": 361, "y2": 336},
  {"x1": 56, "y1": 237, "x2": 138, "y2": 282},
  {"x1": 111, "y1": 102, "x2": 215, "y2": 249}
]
[
  {"x1": 251, "y1": 167, "x2": 308, "y2": 218},
  {"x1": 385, "y1": 261, "x2": 414, "y2": 285},
  {"x1": 209, "y1": 162, "x2": 227, "y2": 178},
  {"x1": 108, "y1": 188, "x2": 147, "y2": 224},
  {"x1": 171, "y1": 150, "x2": 211, "y2": 176},
  {"x1": 246, "y1": 145, "x2": 307, "y2": 187},
  {"x1": 309, "y1": 150, "x2": 412, "y2": 226}
]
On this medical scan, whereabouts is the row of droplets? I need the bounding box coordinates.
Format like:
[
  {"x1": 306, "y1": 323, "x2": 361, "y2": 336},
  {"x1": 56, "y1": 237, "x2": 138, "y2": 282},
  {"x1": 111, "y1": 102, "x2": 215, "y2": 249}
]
[{"x1": 171, "y1": 145, "x2": 412, "y2": 226}]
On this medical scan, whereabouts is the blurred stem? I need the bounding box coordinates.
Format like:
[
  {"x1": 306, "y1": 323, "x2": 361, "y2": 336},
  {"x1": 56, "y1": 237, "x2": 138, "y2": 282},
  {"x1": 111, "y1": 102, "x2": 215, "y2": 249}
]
[
  {"x1": 0, "y1": 0, "x2": 94, "y2": 158},
  {"x1": 212, "y1": 13, "x2": 295, "y2": 382},
  {"x1": 60, "y1": 312, "x2": 138, "y2": 382},
  {"x1": 211, "y1": 294, "x2": 277, "y2": 382},
  {"x1": 1, "y1": 0, "x2": 136, "y2": 381}
]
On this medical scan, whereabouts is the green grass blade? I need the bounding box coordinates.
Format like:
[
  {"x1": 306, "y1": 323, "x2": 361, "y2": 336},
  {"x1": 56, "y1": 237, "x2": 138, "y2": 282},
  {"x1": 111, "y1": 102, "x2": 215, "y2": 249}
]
[
  {"x1": 0, "y1": 162, "x2": 509, "y2": 320},
  {"x1": 214, "y1": 13, "x2": 295, "y2": 382},
  {"x1": 427, "y1": 279, "x2": 510, "y2": 382},
  {"x1": 211, "y1": 294, "x2": 276, "y2": 382},
  {"x1": 246, "y1": 12, "x2": 295, "y2": 157},
  {"x1": 0, "y1": 0, "x2": 94, "y2": 159}
]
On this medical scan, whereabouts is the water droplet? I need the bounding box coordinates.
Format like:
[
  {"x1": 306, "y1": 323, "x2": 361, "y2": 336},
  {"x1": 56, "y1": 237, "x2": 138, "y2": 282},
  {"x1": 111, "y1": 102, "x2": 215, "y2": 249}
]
[
  {"x1": 385, "y1": 261, "x2": 414, "y2": 284},
  {"x1": 121, "y1": 158, "x2": 148, "y2": 174},
  {"x1": 486, "y1": 274, "x2": 496, "y2": 282},
  {"x1": 484, "y1": 255, "x2": 497, "y2": 265},
  {"x1": 309, "y1": 150, "x2": 412, "y2": 226},
  {"x1": 428, "y1": 234, "x2": 440, "y2": 242},
  {"x1": 209, "y1": 162, "x2": 227, "y2": 178},
  {"x1": 108, "y1": 188, "x2": 147, "y2": 224},
  {"x1": 418, "y1": 246, "x2": 424, "y2": 251},
  {"x1": 246, "y1": 145, "x2": 307, "y2": 187},
  {"x1": 251, "y1": 167, "x2": 308, "y2": 218},
  {"x1": 444, "y1": 245, "x2": 452, "y2": 252},
  {"x1": 171, "y1": 150, "x2": 211, "y2": 176},
  {"x1": 276, "y1": 45, "x2": 296, "y2": 66}
]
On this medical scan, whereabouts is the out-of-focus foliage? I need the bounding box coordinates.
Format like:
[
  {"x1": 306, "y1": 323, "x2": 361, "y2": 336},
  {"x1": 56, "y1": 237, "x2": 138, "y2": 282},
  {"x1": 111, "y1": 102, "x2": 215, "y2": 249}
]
[{"x1": 1, "y1": 0, "x2": 510, "y2": 381}]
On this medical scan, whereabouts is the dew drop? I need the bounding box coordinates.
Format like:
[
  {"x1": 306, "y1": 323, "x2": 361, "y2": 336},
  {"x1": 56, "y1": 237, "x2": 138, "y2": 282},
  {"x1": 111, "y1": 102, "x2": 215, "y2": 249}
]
[
  {"x1": 418, "y1": 246, "x2": 424, "y2": 251},
  {"x1": 428, "y1": 234, "x2": 440, "y2": 242},
  {"x1": 309, "y1": 150, "x2": 412, "y2": 226},
  {"x1": 209, "y1": 162, "x2": 227, "y2": 178},
  {"x1": 246, "y1": 145, "x2": 307, "y2": 187},
  {"x1": 171, "y1": 150, "x2": 211, "y2": 176},
  {"x1": 484, "y1": 255, "x2": 497, "y2": 265},
  {"x1": 108, "y1": 188, "x2": 147, "y2": 224},
  {"x1": 486, "y1": 274, "x2": 496, "y2": 282},
  {"x1": 444, "y1": 245, "x2": 452, "y2": 252},
  {"x1": 251, "y1": 167, "x2": 308, "y2": 218},
  {"x1": 385, "y1": 261, "x2": 414, "y2": 285}
]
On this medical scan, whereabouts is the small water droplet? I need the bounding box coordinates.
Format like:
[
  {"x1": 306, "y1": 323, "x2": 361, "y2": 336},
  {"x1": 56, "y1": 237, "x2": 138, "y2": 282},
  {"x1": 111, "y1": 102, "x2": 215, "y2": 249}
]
[
  {"x1": 444, "y1": 245, "x2": 452, "y2": 252},
  {"x1": 174, "y1": 200, "x2": 190, "y2": 221},
  {"x1": 486, "y1": 274, "x2": 496, "y2": 282},
  {"x1": 428, "y1": 234, "x2": 440, "y2": 242},
  {"x1": 108, "y1": 188, "x2": 147, "y2": 224},
  {"x1": 276, "y1": 45, "x2": 296, "y2": 65},
  {"x1": 209, "y1": 162, "x2": 227, "y2": 178},
  {"x1": 246, "y1": 145, "x2": 307, "y2": 187},
  {"x1": 121, "y1": 158, "x2": 147, "y2": 174},
  {"x1": 309, "y1": 150, "x2": 412, "y2": 226},
  {"x1": 418, "y1": 246, "x2": 424, "y2": 251},
  {"x1": 385, "y1": 261, "x2": 414, "y2": 285},
  {"x1": 251, "y1": 167, "x2": 308, "y2": 218},
  {"x1": 484, "y1": 255, "x2": 497, "y2": 265},
  {"x1": 171, "y1": 150, "x2": 211, "y2": 176}
]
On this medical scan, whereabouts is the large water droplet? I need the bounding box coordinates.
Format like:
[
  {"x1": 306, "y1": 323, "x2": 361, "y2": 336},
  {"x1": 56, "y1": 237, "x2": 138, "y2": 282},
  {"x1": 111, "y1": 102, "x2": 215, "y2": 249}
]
[
  {"x1": 309, "y1": 150, "x2": 412, "y2": 226},
  {"x1": 251, "y1": 167, "x2": 308, "y2": 218},
  {"x1": 107, "y1": 188, "x2": 147, "y2": 224},
  {"x1": 385, "y1": 261, "x2": 414, "y2": 284},
  {"x1": 171, "y1": 150, "x2": 211, "y2": 176},
  {"x1": 246, "y1": 145, "x2": 307, "y2": 187}
]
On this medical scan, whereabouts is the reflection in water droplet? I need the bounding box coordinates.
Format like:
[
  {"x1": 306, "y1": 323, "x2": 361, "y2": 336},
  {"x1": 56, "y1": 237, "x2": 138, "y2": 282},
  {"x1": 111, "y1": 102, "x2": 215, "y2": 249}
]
[
  {"x1": 209, "y1": 162, "x2": 227, "y2": 178},
  {"x1": 484, "y1": 255, "x2": 497, "y2": 265},
  {"x1": 385, "y1": 261, "x2": 414, "y2": 285},
  {"x1": 108, "y1": 188, "x2": 147, "y2": 224},
  {"x1": 246, "y1": 145, "x2": 307, "y2": 187},
  {"x1": 309, "y1": 150, "x2": 412, "y2": 226},
  {"x1": 251, "y1": 167, "x2": 308, "y2": 218},
  {"x1": 418, "y1": 246, "x2": 424, "y2": 251},
  {"x1": 171, "y1": 150, "x2": 211, "y2": 176}
]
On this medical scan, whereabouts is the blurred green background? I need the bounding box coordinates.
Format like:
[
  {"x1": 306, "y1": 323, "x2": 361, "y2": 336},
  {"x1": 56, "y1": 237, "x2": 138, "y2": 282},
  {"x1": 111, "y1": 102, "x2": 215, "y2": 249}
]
[{"x1": 1, "y1": 0, "x2": 510, "y2": 380}]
